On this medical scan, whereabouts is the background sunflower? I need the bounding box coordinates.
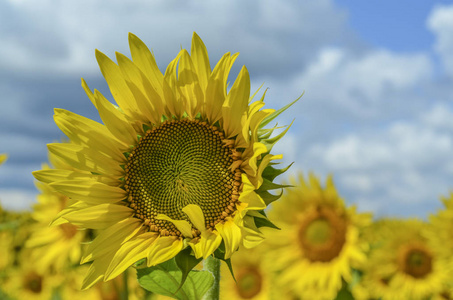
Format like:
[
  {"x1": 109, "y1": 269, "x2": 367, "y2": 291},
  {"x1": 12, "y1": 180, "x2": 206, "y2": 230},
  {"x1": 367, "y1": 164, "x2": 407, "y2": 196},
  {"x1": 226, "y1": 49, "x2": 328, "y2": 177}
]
[
  {"x1": 264, "y1": 173, "x2": 371, "y2": 299},
  {"x1": 358, "y1": 218, "x2": 451, "y2": 300}
]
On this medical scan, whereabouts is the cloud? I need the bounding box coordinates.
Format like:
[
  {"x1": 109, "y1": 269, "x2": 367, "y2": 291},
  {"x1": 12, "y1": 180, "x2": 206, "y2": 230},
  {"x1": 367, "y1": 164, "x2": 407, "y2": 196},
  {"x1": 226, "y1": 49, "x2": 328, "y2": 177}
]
[
  {"x1": 292, "y1": 47, "x2": 433, "y2": 121},
  {"x1": 287, "y1": 105, "x2": 453, "y2": 217},
  {"x1": 0, "y1": 0, "x2": 351, "y2": 78},
  {"x1": 0, "y1": 189, "x2": 36, "y2": 211},
  {"x1": 427, "y1": 4, "x2": 453, "y2": 77},
  {"x1": 1, "y1": 0, "x2": 453, "y2": 220}
]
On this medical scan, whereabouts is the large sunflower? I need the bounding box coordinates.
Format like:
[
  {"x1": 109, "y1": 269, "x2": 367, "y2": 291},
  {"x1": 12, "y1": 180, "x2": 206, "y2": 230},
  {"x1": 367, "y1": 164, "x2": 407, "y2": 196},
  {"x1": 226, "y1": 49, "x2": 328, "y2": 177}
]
[
  {"x1": 358, "y1": 218, "x2": 451, "y2": 300},
  {"x1": 33, "y1": 32, "x2": 296, "y2": 289},
  {"x1": 264, "y1": 173, "x2": 371, "y2": 300}
]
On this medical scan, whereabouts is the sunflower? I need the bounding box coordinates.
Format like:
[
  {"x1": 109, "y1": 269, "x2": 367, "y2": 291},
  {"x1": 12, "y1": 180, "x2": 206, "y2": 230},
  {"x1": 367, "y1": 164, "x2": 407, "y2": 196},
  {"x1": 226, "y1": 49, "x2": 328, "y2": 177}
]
[
  {"x1": 359, "y1": 218, "x2": 451, "y2": 300},
  {"x1": 220, "y1": 246, "x2": 272, "y2": 300},
  {"x1": 2, "y1": 267, "x2": 58, "y2": 300},
  {"x1": 264, "y1": 173, "x2": 371, "y2": 300},
  {"x1": 33, "y1": 32, "x2": 296, "y2": 289},
  {"x1": 26, "y1": 151, "x2": 89, "y2": 273}
]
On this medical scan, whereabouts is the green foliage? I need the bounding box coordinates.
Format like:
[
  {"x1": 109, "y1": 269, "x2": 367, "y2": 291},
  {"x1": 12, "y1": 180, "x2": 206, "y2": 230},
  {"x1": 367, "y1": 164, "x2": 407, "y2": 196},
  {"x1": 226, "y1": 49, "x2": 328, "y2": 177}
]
[
  {"x1": 137, "y1": 258, "x2": 213, "y2": 300},
  {"x1": 174, "y1": 248, "x2": 203, "y2": 292},
  {"x1": 334, "y1": 280, "x2": 355, "y2": 300}
]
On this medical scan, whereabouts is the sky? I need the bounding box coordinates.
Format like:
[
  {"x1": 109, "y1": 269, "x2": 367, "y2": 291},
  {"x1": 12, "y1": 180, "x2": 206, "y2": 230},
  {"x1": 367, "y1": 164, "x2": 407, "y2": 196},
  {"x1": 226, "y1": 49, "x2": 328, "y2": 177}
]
[{"x1": 1, "y1": 0, "x2": 453, "y2": 219}]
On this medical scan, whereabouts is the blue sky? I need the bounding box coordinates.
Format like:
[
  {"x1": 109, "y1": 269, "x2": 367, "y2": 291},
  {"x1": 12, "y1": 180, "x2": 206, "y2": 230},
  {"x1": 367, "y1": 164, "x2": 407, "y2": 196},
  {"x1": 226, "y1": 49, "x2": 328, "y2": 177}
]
[{"x1": 1, "y1": 0, "x2": 453, "y2": 219}]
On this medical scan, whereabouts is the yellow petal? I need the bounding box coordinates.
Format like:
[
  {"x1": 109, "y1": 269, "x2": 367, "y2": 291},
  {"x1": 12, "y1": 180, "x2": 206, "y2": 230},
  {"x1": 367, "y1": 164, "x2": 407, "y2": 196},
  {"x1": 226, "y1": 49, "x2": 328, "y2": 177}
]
[
  {"x1": 190, "y1": 32, "x2": 211, "y2": 91},
  {"x1": 105, "y1": 231, "x2": 159, "y2": 281},
  {"x1": 95, "y1": 49, "x2": 140, "y2": 118},
  {"x1": 178, "y1": 49, "x2": 203, "y2": 118},
  {"x1": 241, "y1": 142, "x2": 268, "y2": 181},
  {"x1": 156, "y1": 214, "x2": 193, "y2": 238},
  {"x1": 241, "y1": 215, "x2": 265, "y2": 249},
  {"x1": 215, "y1": 219, "x2": 241, "y2": 259},
  {"x1": 241, "y1": 98, "x2": 267, "y2": 144},
  {"x1": 61, "y1": 203, "x2": 133, "y2": 230},
  {"x1": 116, "y1": 52, "x2": 163, "y2": 125},
  {"x1": 47, "y1": 143, "x2": 123, "y2": 177},
  {"x1": 54, "y1": 108, "x2": 127, "y2": 162},
  {"x1": 82, "y1": 253, "x2": 115, "y2": 290},
  {"x1": 189, "y1": 230, "x2": 222, "y2": 259},
  {"x1": 239, "y1": 174, "x2": 266, "y2": 210},
  {"x1": 222, "y1": 66, "x2": 250, "y2": 138},
  {"x1": 49, "y1": 180, "x2": 126, "y2": 204},
  {"x1": 32, "y1": 169, "x2": 119, "y2": 187},
  {"x1": 182, "y1": 204, "x2": 206, "y2": 232},
  {"x1": 128, "y1": 33, "x2": 164, "y2": 95},
  {"x1": 82, "y1": 217, "x2": 143, "y2": 264},
  {"x1": 81, "y1": 78, "x2": 97, "y2": 108},
  {"x1": 254, "y1": 153, "x2": 283, "y2": 188},
  {"x1": 94, "y1": 91, "x2": 138, "y2": 146},
  {"x1": 162, "y1": 51, "x2": 184, "y2": 118},
  {"x1": 147, "y1": 236, "x2": 184, "y2": 267},
  {"x1": 204, "y1": 53, "x2": 236, "y2": 123}
]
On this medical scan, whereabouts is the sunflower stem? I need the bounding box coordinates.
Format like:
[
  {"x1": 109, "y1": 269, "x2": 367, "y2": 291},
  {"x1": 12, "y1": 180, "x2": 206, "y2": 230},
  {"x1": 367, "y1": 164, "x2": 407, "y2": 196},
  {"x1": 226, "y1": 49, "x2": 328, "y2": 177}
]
[
  {"x1": 203, "y1": 256, "x2": 220, "y2": 300},
  {"x1": 121, "y1": 270, "x2": 129, "y2": 300}
]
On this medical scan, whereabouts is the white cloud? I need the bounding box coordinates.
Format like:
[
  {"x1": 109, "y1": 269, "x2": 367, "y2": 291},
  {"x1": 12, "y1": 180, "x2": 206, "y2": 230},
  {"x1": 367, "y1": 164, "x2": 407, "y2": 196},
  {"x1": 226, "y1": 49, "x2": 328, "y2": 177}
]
[
  {"x1": 427, "y1": 4, "x2": 453, "y2": 77},
  {"x1": 0, "y1": 189, "x2": 36, "y2": 211},
  {"x1": 294, "y1": 47, "x2": 433, "y2": 119},
  {"x1": 421, "y1": 103, "x2": 453, "y2": 130},
  {"x1": 299, "y1": 105, "x2": 453, "y2": 217},
  {"x1": 0, "y1": 0, "x2": 349, "y2": 77}
]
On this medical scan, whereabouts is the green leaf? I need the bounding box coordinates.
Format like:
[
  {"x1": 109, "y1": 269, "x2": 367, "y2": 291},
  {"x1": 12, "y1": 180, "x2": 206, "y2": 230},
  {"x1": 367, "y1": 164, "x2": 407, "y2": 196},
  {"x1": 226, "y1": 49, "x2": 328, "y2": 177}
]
[
  {"x1": 213, "y1": 245, "x2": 236, "y2": 281},
  {"x1": 137, "y1": 259, "x2": 214, "y2": 300},
  {"x1": 262, "y1": 162, "x2": 294, "y2": 182},
  {"x1": 253, "y1": 216, "x2": 280, "y2": 230},
  {"x1": 174, "y1": 248, "x2": 203, "y2": 293},
  {"x1": 256, "y1": 189, "x2": 283, "y2": 206},
  {"x1": 248, "y1": 210, "x2": 280, "y2": 230},
  {"x1": 259, "y1": 93, "x2": 303, "y2": 129},
  {"x1": 257, "y1": 178, "x2": 292, "y2": 192}
]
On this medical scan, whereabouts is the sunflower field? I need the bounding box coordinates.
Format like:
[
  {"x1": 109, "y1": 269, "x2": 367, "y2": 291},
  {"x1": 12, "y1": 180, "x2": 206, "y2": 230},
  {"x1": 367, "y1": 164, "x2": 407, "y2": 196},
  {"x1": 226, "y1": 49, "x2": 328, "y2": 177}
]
[{"x1": 1, "y1": 33, "x2": 453, "y2": 300}]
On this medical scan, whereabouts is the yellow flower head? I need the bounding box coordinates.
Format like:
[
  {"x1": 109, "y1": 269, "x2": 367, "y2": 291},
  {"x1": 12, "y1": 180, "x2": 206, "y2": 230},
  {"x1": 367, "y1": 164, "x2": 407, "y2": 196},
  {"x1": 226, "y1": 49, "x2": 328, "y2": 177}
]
[
  {"x1": 359, "y1": 218, "x2": 451, "y2": 300},
  {"x1": 33, "y1": 33, "x2": 296, "y2": 289},
  {"x1": 264, "y1": 173, "x2": 371, "y2": 300},
  {"x1": 220, "y1": 247, "x2": 271, "y2": 300}
]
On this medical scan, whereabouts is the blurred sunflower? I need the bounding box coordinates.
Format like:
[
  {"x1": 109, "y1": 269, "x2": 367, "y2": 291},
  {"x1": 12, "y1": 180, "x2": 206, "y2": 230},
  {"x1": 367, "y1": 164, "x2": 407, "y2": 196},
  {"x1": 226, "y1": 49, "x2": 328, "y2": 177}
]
[
  {"x1": 33, "y1": 32, "x2": 296, "y2": 289},
  {"x1": 430, "y1": 192, "x2": 453, "y2": 259},
  {"x1": 3, "y1": 267, "x2": 58, "y2": 300},
  {"x1": 220, "y1": 247, "x2": 271, "y2": 300},
  {"x1": 0, "y1": 154, "x2": 6, "y2": 165},
  {"x1": 26, "y1": 152, "x2": 90, "y2": 273},
  {"x1": 359, "y1": 219, "x2": 451, "y2": 300},
  {"x1": 264, "y1": 173, "x2": 371, "y2": 299}
]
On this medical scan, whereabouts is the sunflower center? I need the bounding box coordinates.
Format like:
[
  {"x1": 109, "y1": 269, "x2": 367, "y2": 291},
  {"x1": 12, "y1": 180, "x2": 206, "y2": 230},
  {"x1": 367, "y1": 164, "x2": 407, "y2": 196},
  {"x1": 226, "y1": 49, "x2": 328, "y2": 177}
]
[
  {"x1": 235, "y1": 266, "x2": 263, "y2": 299},
  {"x1": 298, "y1": 206, "x2": 347, "y2": 262},
  {"x1": 398, "y1": 245, "x2": 432, "y2": 278},
  {"x1": 23, "y1": 272, "x2": 42, "y2": 294},
  {"x1": 125, "y1": 119, "x2": 241, "y2": 236}
]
